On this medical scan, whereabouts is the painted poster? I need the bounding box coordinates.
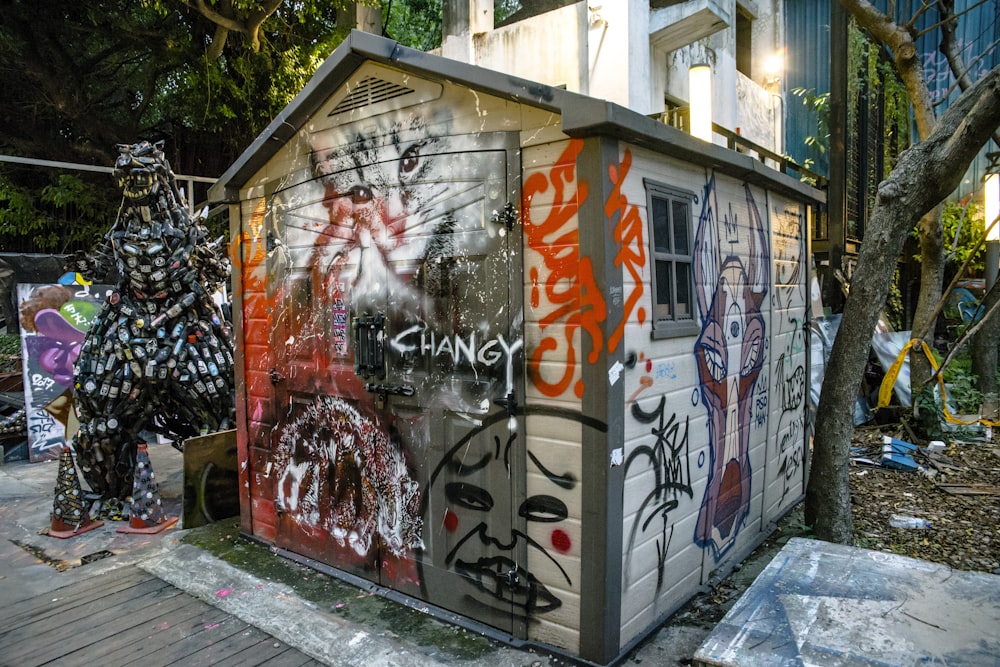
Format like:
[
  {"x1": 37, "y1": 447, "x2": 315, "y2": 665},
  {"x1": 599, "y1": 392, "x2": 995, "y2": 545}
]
[{"x1": 17, "y1": 278, "x2": 111, "y2": 462}]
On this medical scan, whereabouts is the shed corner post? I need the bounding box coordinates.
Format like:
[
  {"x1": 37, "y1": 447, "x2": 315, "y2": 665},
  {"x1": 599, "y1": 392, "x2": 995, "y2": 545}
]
[
  {"x1": 576, "y1": 134, "x2": 626, "y2": 665},
  {"x1": 227, "y1": 199, "x2": 254, "y2": 536}
]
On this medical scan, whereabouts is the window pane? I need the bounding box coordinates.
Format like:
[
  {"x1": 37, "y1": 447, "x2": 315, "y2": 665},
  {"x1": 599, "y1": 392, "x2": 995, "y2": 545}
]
[
  {"x1": 656, "y1": 259, "x2": 673, "y2": 317},
  {"x1": 672, "y1": 200, "x2": 689, "y2": 255},
  {"x1": 675, "y1": 261, "x2": 692, "y2": 318},
  {"x1": 652, "y1": 197, "x2": 670, "y2": 253}
]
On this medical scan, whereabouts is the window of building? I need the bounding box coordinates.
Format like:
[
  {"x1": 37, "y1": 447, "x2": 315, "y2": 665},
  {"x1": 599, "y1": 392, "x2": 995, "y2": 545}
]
[{"x1": 645, "y1": 180, "x2": 699, "y2": 338}]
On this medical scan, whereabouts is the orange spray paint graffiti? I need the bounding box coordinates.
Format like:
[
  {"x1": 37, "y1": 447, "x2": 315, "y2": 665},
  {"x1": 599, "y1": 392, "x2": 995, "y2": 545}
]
[
  {"x1": 523, "y1": 142, "x2": 650, "y2": 400},
  {"x1": 523, "y1": 139, "x2": 606, "y2": 399},
  {"x1": 605, "y1": 149, "x2": 647, "y2": 352}
]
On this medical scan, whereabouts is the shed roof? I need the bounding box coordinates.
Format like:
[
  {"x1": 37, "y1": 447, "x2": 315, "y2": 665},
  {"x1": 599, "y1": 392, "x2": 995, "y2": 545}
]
[{"x1": 209, "y1": 30, "x2": 825, "y2": 206}]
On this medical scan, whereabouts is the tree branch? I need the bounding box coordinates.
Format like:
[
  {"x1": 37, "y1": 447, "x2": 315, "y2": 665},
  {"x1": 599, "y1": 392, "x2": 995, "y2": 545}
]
[
  {"x1": 179, "y1": 0, "x2": 284, "y2": 54},
  {"x1": 938, "y1": 0, "x2": 1000, "y2": 146},
  {"x1": 839, "y1": 0, "x2": 937, "y2": 139}
]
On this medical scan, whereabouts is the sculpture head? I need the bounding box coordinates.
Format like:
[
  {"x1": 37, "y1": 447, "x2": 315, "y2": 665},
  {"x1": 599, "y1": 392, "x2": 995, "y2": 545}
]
[{"x1": 114, "y1": 140, "x2": 171, "y2": 201}]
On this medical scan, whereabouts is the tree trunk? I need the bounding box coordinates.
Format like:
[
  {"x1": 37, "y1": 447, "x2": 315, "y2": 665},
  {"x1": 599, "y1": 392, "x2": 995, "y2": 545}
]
[
  {"x1": 972, "y1": 250, "x2": 1000, "y2": 421},
  {"x1": 910, "y1": 206, "x2": 945, "y2": 393},
  {"x1": 806, "y1": 64, "x2": 1000, "y2": 543}
]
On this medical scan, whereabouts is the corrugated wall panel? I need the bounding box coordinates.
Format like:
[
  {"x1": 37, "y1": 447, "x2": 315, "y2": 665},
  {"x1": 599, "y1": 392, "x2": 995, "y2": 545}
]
[{"x1": 785, "y1": 0, "x2": 832, "y2": 175}]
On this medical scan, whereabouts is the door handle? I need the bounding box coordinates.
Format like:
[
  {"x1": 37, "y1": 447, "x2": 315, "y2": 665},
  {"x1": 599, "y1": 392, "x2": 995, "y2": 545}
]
[
  {"x1": 364, "y1": 382, "x2": 415, "y2": 409},
  {"x1": 364, "y1": 383, "x2": 415, "y2": 397},
  {"x1": 353, "y1": 313, "x2": 385, "y2": 379}
]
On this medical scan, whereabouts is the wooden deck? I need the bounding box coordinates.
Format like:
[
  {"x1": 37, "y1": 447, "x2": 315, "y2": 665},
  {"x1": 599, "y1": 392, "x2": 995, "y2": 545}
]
[{"x1": 0, "y1": 568, "x2": 325, "y2": 666}]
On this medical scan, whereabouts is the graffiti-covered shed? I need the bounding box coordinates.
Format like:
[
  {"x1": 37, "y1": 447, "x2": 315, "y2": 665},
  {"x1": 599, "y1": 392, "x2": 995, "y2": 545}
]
[{"x1": 209, "y1": 30, "x2": 822, "y2": 665}]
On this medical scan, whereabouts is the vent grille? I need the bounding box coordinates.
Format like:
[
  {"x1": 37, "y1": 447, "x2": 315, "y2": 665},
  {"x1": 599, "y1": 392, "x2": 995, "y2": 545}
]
[{"x1": 329, "y1": 77, "x2": 415, "y2": 117}]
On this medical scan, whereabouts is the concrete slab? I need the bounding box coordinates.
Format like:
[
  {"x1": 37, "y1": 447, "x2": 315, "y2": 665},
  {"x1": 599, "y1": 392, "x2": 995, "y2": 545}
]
[{"x1": 694, "y1": 537, "x2": 1000, "y2": 667}]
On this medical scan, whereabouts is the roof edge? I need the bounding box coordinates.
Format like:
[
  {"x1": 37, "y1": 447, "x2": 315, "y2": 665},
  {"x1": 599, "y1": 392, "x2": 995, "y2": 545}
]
[
  {"x1": 561, "y1": 100, "x2": 827, "y2": 205},
  {"x1": 211, "y1": 30, "x2": 825, "y2": 209}
]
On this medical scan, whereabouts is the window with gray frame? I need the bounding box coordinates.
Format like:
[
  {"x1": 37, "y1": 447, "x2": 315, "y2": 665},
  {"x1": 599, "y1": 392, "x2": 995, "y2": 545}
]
[{"x1": 645, "y1": 180, "x2": 699, "y2": 338}]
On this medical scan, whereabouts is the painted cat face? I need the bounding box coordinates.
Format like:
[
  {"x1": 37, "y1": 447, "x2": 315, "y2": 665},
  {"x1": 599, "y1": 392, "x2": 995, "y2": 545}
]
[{"x1": 311, "y1": 116, "x2": 448, "y2": 315}]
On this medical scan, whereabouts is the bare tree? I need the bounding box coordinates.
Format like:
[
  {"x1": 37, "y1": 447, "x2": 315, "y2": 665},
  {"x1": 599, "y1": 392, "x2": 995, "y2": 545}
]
[{"x1": 805, "y1": 63, "x2": 1000, "y2": 543}]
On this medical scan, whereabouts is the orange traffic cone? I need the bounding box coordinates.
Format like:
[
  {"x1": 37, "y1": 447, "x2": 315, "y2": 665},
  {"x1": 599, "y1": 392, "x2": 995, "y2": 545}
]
[
  {"x1": 117, "y1": 443, "x2": 179, "y2": 534},
  {"x1": 48, "y1": 447, "x2": 104, "y2": 538}
]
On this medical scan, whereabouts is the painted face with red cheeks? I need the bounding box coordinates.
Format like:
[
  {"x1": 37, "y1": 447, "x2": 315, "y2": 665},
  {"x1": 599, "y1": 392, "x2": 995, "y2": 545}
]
[{"x1": 422, "y1": 426, "x2": 576, "y2": 621}]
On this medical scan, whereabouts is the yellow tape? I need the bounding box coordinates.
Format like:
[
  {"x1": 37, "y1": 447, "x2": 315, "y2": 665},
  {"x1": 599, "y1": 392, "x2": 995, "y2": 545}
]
[{"x1": 877, "y1": 338, "x2": 999, "y2": 428}]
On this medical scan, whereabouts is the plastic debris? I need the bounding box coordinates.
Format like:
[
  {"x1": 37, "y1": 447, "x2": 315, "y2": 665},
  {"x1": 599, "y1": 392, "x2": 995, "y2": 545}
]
[
  {"x1": 889, "y1": 514, "x2": 931, "y2": 529},
  {"x1": 881, "y1": 436, "x2": 920, "y2": 471}
]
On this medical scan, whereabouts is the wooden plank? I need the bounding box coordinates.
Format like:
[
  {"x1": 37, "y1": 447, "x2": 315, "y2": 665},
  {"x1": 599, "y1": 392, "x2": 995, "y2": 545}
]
[
  {"x1": 262, "y1": 651, "x2": 327, "y2": 667},
  {"x1": 2, "y1": 568, "x2": 153, "y2": 629},
  {"x1": 209, "y1": 636, "x2": 301, "y2": 667},
  {"x1": 7, "y1": 586, "x2": 191, "y2": 664},
  {"x1": 938, "y1": 484, "x2": 1000, "y2": 496},
  {"x1": 139, "y1": 616, "x2": 255, "y2": 667},
  {"x1": 57, "y1": 599, "x2": 232, "y2": 667},
  {"x1": 1, "y1": 574, "x2": 172, "y2": 642},
  {"x1": 173, "y1": 624, "x2": 277, "y2": 667}
]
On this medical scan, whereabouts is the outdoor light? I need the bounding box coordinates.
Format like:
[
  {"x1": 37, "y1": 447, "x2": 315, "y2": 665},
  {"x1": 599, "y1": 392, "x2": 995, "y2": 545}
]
[
  {"x1": 689, "y1": 63, "x2": 713, "y2": 142},
  {"x1": 986, "y1": 172, "x2": 999, "y2": 241},
  {"x1": 763, "y1": 50, "x2": 784, "y2": 89},
  {"x1": 763, "y1": 50, "x2": 784, "y2": 78}
]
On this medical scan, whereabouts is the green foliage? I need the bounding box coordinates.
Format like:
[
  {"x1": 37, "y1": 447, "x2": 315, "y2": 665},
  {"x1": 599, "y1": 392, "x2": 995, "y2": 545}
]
[
  {"x1": 0, "y1": 172, "x2": 117, "y2": 252},
  {"x1": 0, "y1": 334, "x2": 21, "y2": 373},
  {"x1": 885, "y1": 268, "x2": 904, "y2": 331},
  {"x1": 383, "y1": 0, "x2": 443, "y2": 51},
  {"x1": 788, "y1": 87, "x2": 830, "y2": 173},
  {"x1": 0, "y1": 0, "x2": 357, "y2": 252},
  {"x1": 912, "y1": 350, "x2": 987, "y2": 439},
  {"x1": 941, "y1": 356, "x2": 983, "y2": 414},
  {"x1": 910, "y1": 199, "x2": 985, "y2": 273}
]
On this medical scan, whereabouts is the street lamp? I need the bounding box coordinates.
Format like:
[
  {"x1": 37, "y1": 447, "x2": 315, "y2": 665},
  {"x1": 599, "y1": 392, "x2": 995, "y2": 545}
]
[
  {"x1": 985, "y1": 170, "x2": 999, "y2": 325},
  {"x1": 985, "y1": 171, "x2": 999, "y2": 242},
  {"x1": 689, "y1": 63, "x2": 713, "y2": 143}
]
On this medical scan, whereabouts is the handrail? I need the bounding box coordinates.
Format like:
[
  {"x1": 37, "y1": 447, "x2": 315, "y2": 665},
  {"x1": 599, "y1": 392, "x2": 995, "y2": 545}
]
[{"x1": 711, "y1": 124, "x2": 828, "y2": 189}]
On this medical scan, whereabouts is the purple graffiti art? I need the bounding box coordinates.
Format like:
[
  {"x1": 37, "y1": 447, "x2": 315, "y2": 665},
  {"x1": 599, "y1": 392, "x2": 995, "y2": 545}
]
[{"x1": 692, "y1": 178, "x2": 769, "y2": 560}]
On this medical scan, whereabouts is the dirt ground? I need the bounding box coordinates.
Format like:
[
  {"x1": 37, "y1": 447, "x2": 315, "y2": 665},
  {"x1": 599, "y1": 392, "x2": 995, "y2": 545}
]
[{"x1": 847, "y1": 423, "x2": 1000, "y2": 574}]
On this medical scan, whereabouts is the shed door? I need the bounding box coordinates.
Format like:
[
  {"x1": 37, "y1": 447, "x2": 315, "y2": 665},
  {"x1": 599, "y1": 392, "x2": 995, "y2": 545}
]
[{"x1": 268, "y1": 142, "x2": 526, "y2": 635}]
